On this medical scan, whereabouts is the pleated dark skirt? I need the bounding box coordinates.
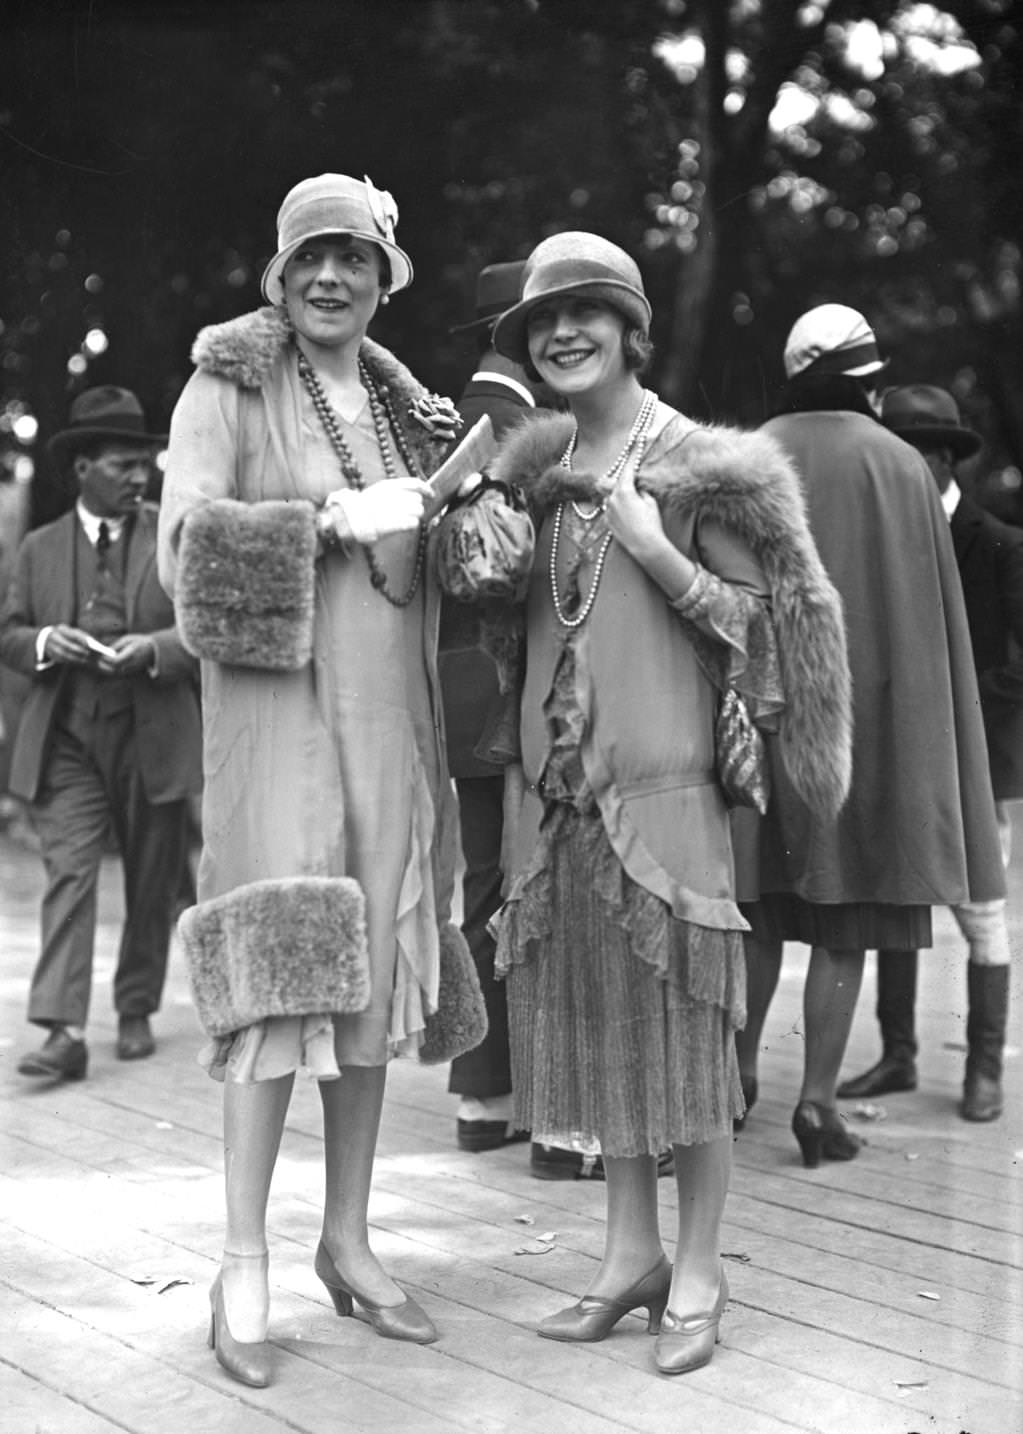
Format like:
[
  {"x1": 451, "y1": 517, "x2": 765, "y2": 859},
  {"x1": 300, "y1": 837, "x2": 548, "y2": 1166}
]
[
  {"x1": 742, "y1": 893, "x2": 932, "y2": 950},
  {"x1": 496, "y1": 802, "x2": 746, "y2": 1156}
]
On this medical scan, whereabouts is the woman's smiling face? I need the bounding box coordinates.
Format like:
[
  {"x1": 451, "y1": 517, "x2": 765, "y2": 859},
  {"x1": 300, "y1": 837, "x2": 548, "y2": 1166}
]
[
  {"x1": 526, "y1": 296, "x2": 628, "y2": 395},
  {"x1": 284, "y1": 234, "x2": 386, "y2": 349}
]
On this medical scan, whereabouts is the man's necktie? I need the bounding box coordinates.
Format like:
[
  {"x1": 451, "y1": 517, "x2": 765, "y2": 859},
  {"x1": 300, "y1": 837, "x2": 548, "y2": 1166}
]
[{"x1": 96, "y1": 521, "x2": 110, "y2": 571}]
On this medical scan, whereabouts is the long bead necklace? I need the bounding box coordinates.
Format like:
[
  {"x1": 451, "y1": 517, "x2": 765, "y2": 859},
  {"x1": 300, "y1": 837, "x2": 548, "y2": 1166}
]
[
  {"x1": 297, "y1": 347, "x2": 427, "y2": 608},
  {"x1": 549, "y1": 390, "x2": 658, "y2": 629}
]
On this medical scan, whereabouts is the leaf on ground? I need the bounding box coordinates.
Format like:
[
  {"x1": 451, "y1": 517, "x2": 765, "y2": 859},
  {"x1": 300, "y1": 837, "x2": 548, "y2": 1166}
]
[
  {"x1": 514, "y1": 1240, "x2": 556, "y2": 1256},
  {"x1": 514, "y1": 1214, "x2": 535, "y2": 1225},
  {"x1": 894, "y1": 1380, "x2": 929, "y2": 1390},
  {"x1": 158, "y1": 1277, "x2": 194, "y2": 1294},
  {"x1": 128, "y1": 1274, "x2": 157, "y2": 1286},
  {"x1": 852, "y1": 1102, "x2": 887, "y2": 1121},
  {"x1": 722, "y1": 1251, "x2": 751, "y2": 1263},
  {"x1": 916, "y1": 1290, "x2": 941, "y2": 1301},
  {"x1": 905, "y1": 1152, "x2": 920, "y2": 1161}
]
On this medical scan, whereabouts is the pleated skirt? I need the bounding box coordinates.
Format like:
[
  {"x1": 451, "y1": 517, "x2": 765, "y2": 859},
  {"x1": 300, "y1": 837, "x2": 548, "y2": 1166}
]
[{"x1": 497, "y1": 802, "x2": 747, "y2": 1156}]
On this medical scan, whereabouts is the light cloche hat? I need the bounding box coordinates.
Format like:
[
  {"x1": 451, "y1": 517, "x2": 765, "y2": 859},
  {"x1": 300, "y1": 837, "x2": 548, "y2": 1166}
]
[
  {"x1": 783, "y1": 303, "x2": 886, "y2": 380},
  {"x1": 261, "y1": 173, "x2": 414, "y2": 303},
  {"x1": 493, "y1": 232, "x2": 651, "y2": 364}
]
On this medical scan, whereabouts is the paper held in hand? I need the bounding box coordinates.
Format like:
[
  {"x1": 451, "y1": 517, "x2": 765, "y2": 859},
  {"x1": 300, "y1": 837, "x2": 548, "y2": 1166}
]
[{"x1": 424, "y1": 415, "x2": 496, "y2": 519}]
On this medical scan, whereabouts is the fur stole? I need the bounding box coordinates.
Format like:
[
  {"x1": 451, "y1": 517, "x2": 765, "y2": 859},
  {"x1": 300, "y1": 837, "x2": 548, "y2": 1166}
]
[
  {"x1": 190, "y1": 304, "x2": 448, "y2": 477},
  {"x1": 493, "y1": 410, "x2": 853, "y2": 820}
]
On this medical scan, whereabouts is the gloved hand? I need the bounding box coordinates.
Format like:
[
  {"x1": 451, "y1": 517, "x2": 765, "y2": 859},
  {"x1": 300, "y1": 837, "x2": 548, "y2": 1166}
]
[{"x1": 323, "y1": 478, "x2": 430, "y2": 545}]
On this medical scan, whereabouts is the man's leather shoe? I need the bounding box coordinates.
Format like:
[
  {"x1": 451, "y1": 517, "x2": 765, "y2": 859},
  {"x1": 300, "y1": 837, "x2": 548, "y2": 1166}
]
[
  {"x1": 457, "y1": 1119, "x2": 531, "y2": 1152},
  {"x1": 17, "y1": 1028, "x2": 88, "y2": 1081},
  {"x1": 836, "y1": 1054, "x2": 917, "y2": 1100},
  {"x1": 117, "y1": 1015, "x2": 155, "y2": 1061},
  {"x1": 530, "y1": 1143, "x2": 675, "y2": 1181},
  {"x1": 960, "y1": 1072, "x2": 1003, "y2": 1122}
]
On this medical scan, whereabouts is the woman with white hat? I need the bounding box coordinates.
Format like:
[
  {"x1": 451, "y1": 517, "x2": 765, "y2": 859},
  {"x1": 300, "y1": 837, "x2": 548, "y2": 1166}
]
[
  {"x1": 158, "y1": 174, "x2": 479, "y2": 1384},
  {"x1": 440, "y1": 232, "x2": 851, "y2": 1374}
]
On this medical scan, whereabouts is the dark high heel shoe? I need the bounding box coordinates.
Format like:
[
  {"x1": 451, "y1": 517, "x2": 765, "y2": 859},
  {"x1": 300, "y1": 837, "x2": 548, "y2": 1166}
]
[
  {"x1": 791, "y1": 1100, "x2": 863, "y2": 1168},
  {"x1": 208, "y1": 1268, "x2": 272, "y2": 1388},
  {"x1": 314, "y1": 1240, "x2": 438, "y2": 1345},
  {"x1": 654, "y1": 1272, "x2": 729, "y2": 1376},
  {"x1": 733, "y1": 1074, "x2": 759, "y2": 1133},
  {"x1": 537, "y1": 1255, "x2": 671, "y2": 1342}
]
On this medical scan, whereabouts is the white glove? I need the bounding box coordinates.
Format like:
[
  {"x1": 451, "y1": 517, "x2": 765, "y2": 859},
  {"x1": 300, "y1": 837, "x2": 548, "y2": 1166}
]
[{"x1": 324, "y1": 479, "x2": 429, "y2": 544}]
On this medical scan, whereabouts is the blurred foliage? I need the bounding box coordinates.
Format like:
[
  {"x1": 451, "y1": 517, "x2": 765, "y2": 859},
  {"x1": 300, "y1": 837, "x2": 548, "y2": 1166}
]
[{"x1": 1, "y1": 0, "x2": 1020, "y2": 524}]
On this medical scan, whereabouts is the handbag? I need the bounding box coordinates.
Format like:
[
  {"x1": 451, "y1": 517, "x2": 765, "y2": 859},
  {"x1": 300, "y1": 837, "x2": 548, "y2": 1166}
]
[
  {"x1": 435, "y1": 478, "x2": 535, "y2": 603},
  {"x1": 715, "y1": 686, "x2": 771, "y2": 814}
]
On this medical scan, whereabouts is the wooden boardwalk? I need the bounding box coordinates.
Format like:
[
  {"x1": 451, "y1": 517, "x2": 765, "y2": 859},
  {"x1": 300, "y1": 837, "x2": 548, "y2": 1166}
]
[{"x1": 2, "y1": 825, "x2": 1021, "y2": 1434}]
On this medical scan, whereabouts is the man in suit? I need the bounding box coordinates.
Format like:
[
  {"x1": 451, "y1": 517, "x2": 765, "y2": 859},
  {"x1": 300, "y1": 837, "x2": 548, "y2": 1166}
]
[
  {"x1": 1, "y1": 386, "x2": 202, "y2": 1081},
  {"x1": 441, "y1": 261, "x2": 539, "y2": 1153},
  {"x1": 838, "y1": 385, "x2": 1018, "y2": 1120}
]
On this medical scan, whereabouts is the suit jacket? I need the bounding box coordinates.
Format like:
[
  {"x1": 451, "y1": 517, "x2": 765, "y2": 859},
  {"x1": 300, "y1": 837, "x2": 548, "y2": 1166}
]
[
  {"x1": 952, "y1": 493, "x2": 1023, "y2": 799},
  {"x1": 0, "y1": 502, "x2": 202, "y2": 804},
  {"x1": 439, "y1": 376, "x2": 535, "y2": 779}
]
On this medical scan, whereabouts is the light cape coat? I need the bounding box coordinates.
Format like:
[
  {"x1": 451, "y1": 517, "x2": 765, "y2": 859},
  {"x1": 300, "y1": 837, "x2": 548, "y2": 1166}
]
[
  {"x1": 485, "y1": 409, "x2": 852, "y2": 930},
  {"x1": 158, "y1": 307, "x2": 479, "y2": 1058},
  {"x1": 0, "y1": 502, "x2": 201, "y2": 804},
  {"x1": 755, "y1": 407, "x2": 1005, "y2": 905}
]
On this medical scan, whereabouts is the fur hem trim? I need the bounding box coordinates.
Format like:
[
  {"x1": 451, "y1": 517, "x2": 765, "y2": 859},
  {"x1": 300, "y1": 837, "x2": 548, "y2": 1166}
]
[
  {"x1": 419, "y1": 921, "x2": 488, "y2": 1064},
  {"x1": 178, "y1": 877, "x2": 370, "y2": 1039},
  {"x1": 494, "y1": 412, "x2": 853, "y2": 820},
  {"x1": 176, "y1": 498, "x2": 317, "y2": 670},
  {"x1": 189, "y1": 306, "x2": 447, "y2": 474}
]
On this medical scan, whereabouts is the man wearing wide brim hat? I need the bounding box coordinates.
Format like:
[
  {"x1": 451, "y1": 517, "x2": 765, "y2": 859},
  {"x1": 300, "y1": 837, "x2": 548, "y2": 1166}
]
[
  {"x1": 0, "y1": 385, "x2": 201, "y2": 1081},
  {"x1": 734, "y1": 310, "x2": 1007, "y2": 1150},
  {"x1": 837, "y1": 384, "x2": 1017, "y2": 1122},
  {"x1": 442, "y1": 257, "x2": 544, "y2": 1157}
]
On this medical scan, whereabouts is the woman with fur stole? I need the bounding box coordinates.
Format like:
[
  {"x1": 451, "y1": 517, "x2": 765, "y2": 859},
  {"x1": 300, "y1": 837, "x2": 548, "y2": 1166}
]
[
  {"x1": 158, "y1": 175, "x2": 471, "y2": 1384},
  {"x1": 445, "y1": 234, "x2": 852, "y2": 1376}
]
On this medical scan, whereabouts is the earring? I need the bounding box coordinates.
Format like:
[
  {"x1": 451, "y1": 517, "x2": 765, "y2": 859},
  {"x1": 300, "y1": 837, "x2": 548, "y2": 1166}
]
[{"x1": 379, "y1": 293, "x2": 390, "y2": 306}]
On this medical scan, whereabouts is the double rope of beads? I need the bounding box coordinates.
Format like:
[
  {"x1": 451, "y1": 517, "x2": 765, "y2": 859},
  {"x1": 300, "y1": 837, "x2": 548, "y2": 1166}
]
[
  {"x1": 549, "y1": 390, "x2": 658, "y2": 629},
  {"x1": 297, "y1": 347, "x2": 428, "y2": 608}
]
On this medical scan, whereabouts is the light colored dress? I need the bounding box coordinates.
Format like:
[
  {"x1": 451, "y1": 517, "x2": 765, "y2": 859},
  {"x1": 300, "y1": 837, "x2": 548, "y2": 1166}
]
[{"x1": 159, "y1": 312, "x2": 458, "y2": 1082}]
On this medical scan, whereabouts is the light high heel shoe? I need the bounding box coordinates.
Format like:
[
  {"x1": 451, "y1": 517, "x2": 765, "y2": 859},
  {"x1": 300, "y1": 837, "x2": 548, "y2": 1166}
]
[
  {"x1": 537, "y1": 1255, "x2": 671, "y2": 1342},
  {"x1": 208, "y1": 1254, "x2": 272, "y2": 1389},
  {"x1": 314, "y1": 1240, "x2": 438, "y2": 1345},
  {"x1": 654, "y1": 1271, "x2": 729, "y2": 1376}
]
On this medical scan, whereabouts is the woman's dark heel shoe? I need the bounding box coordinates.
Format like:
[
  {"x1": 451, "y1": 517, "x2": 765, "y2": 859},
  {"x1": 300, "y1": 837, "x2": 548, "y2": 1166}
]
[
  {"x1": 654, "y1": 1273, "x2": 729, "y2": 1376},
  {"x1": 733, "y1": 1074, "x2": 759, "y2": 1133},
  {"x1": 792, "y1": 1100, "x2": 862, "y2": 1168},
  {"x1": 537, "y1": 1255, "x2": 671, "y2": 1342},
  {"x1": 208, "y1": 1269, "x2": 272, "y2": 1388},
  {"x1": 314, "y1": 1240, "x2": 438, "y2": 1344}
]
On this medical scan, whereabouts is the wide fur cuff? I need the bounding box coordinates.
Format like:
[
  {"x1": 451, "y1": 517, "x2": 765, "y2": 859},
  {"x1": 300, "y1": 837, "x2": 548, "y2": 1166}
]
[
  {"x1": 419, "y1": 921, "x2": 488, "y2": 1064},
  {"x1": 176, "y1": 498, "x2": 317, "y2": 670},
  {"x1": 178, "y1": 877, "x2": 370, "y2": 1038}
]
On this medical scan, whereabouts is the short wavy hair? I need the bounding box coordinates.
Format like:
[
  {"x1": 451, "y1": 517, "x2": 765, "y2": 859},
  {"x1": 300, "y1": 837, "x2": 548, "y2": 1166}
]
[{"x1": 523, "y1": 325, "x2": 654, "y2": 383}]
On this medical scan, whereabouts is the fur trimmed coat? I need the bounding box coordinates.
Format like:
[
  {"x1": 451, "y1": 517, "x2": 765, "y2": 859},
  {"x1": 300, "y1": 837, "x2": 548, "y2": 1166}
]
[
  {"x1": 158, "y1": 307, "x2": 480, "y2": 1062},
  {"x1": 461, "y1": 408, "x2": 852, "y2": 931}
]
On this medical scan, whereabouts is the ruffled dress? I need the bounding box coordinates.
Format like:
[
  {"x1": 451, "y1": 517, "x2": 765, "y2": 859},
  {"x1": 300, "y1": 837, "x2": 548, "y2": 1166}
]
[{"x1": 496, "y1": 509, "x2": 778, "y2": 1155}]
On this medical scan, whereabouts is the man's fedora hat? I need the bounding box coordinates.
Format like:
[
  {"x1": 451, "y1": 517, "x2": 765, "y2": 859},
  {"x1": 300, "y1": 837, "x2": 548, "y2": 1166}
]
[
  {"x1": 493, "y1": 232, "x2": 652, "y2": 365},
  {"x1": 783, "y1": 303, "x2": 887, "y2": 380},
  {"x1": 450, "y1": 261, "x2": 527, "y2": 335},
  {"x1": 261, "y1": 173, "x2": 414, "y2": 304},
  {"x1": 881, "y1": 384, "x2": 982, "y2": 459},
  {"x1": 47, "y1": 386, "x2": 166, "y2": 470}
]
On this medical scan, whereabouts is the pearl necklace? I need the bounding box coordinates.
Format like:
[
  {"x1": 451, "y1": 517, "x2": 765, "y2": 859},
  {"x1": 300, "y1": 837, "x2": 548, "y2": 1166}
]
[
  {"x1": 297, "y1": 347, "x2": 427, "y2": 608},
  {"x1": 549, "y1": 391, "x2": 658, "y2": 629}
]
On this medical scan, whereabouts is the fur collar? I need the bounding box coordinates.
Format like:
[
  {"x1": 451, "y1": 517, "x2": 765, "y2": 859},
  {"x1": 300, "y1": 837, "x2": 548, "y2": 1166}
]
[
  {"x1": 494, "y1": 409, "x2": 853, "y2": 820},
  {"x1": 190, "y1": 306, "x2": 446, "y2": 471}
]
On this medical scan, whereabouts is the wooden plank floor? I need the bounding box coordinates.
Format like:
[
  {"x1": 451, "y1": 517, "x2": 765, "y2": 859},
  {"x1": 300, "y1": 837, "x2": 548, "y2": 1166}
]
[{"x1": 2, "y1": 822, "x2": 1021, "y2": 1434}]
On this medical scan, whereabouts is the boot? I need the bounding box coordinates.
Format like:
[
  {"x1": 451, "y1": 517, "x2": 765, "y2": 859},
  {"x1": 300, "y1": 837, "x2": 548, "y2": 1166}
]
[
  {"x1": 961, "y1": 963, "x2": 1009, "y2": 1122},
  {"x1": 837, "y1": 949, "x2": 919, "y2": 1099}
]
